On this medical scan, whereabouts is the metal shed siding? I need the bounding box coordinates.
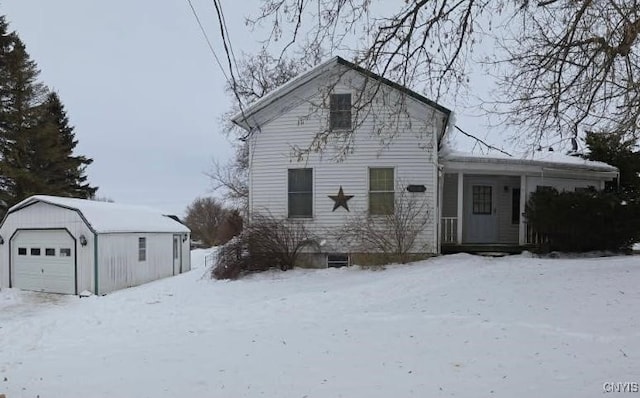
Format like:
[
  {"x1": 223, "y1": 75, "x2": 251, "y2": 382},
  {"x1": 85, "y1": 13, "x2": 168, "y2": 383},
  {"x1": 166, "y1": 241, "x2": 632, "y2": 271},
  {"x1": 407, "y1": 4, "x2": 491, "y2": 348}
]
[
  {"x1": 249, "y1": 69, "x2": 445, "y2": 255},
  {"x1": 96, "y1": 233, "x2": 176, "y2": 294},
  {"x1": 0, "y1": 202, "x2": 95, "y2": 292}
]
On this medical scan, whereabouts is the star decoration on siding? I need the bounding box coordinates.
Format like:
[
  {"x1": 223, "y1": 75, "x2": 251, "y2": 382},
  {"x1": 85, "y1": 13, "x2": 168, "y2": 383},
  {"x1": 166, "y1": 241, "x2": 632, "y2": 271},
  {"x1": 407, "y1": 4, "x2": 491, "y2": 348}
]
[{"x1": 328, "y1": 186, "x2": 354, "y2": 211}]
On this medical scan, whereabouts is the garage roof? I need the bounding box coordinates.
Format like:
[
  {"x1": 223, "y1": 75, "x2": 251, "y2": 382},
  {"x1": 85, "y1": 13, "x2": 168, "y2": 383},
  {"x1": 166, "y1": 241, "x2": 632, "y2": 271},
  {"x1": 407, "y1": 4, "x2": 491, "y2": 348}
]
[{"x1": 9, "y1": 195, "x2": 190, "y2": 234}]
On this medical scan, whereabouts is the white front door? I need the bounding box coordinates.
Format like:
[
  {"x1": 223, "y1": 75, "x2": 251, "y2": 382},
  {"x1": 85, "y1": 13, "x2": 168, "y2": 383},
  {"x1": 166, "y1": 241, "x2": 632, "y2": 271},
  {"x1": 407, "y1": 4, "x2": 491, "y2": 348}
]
[
  {"x1": 11, "y1": 229, "x2": 76, "y2": 294},
  {"x1": 464, "y1": 182, "x2": 498, "y2": 243},
  {"x1": 173, "y1": 235, "x2": 182, "y2": 275}
]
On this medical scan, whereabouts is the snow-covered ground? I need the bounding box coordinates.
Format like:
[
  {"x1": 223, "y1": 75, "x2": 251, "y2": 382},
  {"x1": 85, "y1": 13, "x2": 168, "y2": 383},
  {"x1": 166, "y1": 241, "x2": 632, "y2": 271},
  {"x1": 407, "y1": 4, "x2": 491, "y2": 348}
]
[{"x1": 1, "y1": 250, "x2": 639, "y2": 398}]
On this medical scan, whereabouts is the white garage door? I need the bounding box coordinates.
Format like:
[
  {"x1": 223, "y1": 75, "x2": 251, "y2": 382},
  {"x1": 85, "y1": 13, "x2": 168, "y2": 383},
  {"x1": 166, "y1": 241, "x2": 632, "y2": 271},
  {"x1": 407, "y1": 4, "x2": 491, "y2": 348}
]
[{"x1": 11, "y1": 229, "x2": 76, "y2": 294}]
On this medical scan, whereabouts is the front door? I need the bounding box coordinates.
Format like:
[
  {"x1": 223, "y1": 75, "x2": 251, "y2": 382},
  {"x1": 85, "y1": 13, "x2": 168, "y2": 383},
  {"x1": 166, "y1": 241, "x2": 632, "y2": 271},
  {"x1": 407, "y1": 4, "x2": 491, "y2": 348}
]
[
  {"x1": 173, "y1": 235, "x2": 182, "y2": 275},
  {"x1": 464, "y1": 181, "x2": 498, "y2": 243}
]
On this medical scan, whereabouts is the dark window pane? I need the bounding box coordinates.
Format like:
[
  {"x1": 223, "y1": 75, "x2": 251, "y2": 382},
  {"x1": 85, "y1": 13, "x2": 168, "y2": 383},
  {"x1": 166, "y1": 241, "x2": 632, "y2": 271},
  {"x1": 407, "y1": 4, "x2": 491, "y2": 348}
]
[
  {"x1": 60, "y1": 248, "x2": 72, "y2": 257},
  {"x1": 511, "y1": 188, "x2": 521, "y2": 224},
  {"x1": 330, "y1": 94, "x2": 351, "y2": 129},
  {"x1": 18, "y1": 247, "x2": 27, "y2": 255},
  {"x1": 288, "y1": 193, "x2": 313, "y2": 218},
  {"x1": 45, "y1": 248, "x2": 56, "y2": 256},
  {"x1": 472, "y1": 185, "x2": 492, "y2": 215},
  {"x1": 288, "y1": 169, "x2": 312, "y2": 218},
  {"x1": 288, "y1": 169, "x2": 312, "y2": 192},
  {"x1": 30, "y1": 248, "x2": 41, "y2": 256}
]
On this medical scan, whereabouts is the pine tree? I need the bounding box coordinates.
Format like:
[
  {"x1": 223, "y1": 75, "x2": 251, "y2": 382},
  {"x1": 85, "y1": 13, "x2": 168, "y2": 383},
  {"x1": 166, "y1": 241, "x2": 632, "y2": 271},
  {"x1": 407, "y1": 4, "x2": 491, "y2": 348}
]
[
  {"x1": 585, "y1": 132, "x2": 640, "y2": 196},
  {"x1": 0, "y1": 15, "x2": 47, "y2": 211},
  {"x1": 32, "y1": 92, "x2": 97, "y2": 198},
  {"x1": 0, "y1": 15, "x2": 97, "y2": 215}
]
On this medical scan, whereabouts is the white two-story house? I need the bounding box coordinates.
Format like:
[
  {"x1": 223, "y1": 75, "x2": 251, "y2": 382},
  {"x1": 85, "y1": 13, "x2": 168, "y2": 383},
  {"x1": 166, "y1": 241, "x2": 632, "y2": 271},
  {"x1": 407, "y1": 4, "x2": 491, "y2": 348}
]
[{"x1": 232, "y1": 56, "x2": 619, "y2": 266}]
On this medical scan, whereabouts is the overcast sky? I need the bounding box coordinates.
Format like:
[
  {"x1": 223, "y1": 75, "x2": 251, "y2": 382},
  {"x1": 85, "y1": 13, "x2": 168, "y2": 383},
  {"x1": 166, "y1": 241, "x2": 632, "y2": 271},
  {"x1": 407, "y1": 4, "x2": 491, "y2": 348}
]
[
  {"x1": 1, "y1": 0, "x2": 255, "y2": 216},
  {"x1": 1, "y1": 1, "x2": 493, "y2": 217}
]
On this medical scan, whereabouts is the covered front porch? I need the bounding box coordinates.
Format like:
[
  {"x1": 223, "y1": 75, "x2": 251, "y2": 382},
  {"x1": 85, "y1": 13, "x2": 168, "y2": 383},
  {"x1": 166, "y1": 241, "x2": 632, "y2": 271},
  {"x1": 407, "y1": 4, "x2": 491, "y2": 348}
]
[
  {"x1": 437, "y1": 151, "x2": 619, "y2": 253},
  {"x1": 439, "y1": 173, "x2": 529, "y2": 252}
]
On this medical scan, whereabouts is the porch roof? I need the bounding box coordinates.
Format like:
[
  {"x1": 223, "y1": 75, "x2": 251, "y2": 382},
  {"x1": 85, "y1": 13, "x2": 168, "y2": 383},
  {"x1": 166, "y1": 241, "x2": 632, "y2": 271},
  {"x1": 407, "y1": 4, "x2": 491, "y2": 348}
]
[{"x1": 440, "y1": 150, "x2": 618, "y2": 175}]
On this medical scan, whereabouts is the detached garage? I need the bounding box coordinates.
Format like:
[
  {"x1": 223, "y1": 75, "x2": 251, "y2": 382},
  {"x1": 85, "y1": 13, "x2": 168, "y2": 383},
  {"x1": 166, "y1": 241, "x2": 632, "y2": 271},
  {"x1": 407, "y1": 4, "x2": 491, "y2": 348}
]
[{"x1": 0, "y1": 195, "x2": 191, "y2": 295}]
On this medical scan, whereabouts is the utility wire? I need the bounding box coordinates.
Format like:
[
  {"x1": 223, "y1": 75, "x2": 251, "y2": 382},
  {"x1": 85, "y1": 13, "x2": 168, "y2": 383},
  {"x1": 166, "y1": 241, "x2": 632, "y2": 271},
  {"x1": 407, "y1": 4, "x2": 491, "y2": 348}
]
[{"x1": 185, "y1": 0, "x2": 230, "y2": 83}]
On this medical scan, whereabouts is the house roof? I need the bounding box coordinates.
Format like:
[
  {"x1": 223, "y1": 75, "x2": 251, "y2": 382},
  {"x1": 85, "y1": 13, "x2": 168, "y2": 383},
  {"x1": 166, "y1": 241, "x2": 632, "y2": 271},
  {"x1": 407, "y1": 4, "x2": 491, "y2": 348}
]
[
  {"x1": 441, "y1": 150, "x2": 619, "y2": 174},
  {"x1": 8, "y1": 195, "x2": 190, "y2": 234},
  {"x1": 231, "y1": 56, "x2": 452, "y2": 131}
]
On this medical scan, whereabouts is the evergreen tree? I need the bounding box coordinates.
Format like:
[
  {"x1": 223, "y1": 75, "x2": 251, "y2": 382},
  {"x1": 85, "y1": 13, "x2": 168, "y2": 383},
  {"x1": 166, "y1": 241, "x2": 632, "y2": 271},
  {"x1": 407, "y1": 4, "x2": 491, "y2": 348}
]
[
  {"x1": 0, "y1": 15, "x2": 96, "y2": 215},
  {"x1": 0, "y1": 15, "x2": 47, "y2": 212},
  {"x1": 584, "y1": 132, "x2": 640, "y2": 196},
  {"x1": 32, "y1": 92, "x2": 97, "y2": 199}
]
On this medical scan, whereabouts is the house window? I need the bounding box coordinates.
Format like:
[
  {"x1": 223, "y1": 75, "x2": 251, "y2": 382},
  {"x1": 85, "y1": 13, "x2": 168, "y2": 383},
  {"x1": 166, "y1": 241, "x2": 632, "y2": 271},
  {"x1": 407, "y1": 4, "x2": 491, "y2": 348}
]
[
  {"x1": 45, "y1": 248, "x2": 56, "y2": 256},
  {"x1": 288, "y1": 168, "x2": 313, "y2": 218},
  {"x1": 138, "y1": 237, "x2": 147, "y2": 261},
  {"x1": 536, "y1": 185, "x2": 553, "y2": 192},
  {"x1": 18, "y1": 247, "x2": 27, "y2": 255},
  {"x1": 60, "y1": 248, "x2": 72, "y2": 257},
  {"x1": 511, "y1": 188, "x2": 521, "y2": 225},
  {"x1": 330, "y1": 93, "x2": 351, "y2": 130},
  {"x1": 369, "y1": 167, "x2": 394, "y2": 215},
  {"x1": 30, "y1": 248, "x2": 41, "y2": 256},
  {"x1": 472, "y1": 185, "x2": 492, "y2": 215}
]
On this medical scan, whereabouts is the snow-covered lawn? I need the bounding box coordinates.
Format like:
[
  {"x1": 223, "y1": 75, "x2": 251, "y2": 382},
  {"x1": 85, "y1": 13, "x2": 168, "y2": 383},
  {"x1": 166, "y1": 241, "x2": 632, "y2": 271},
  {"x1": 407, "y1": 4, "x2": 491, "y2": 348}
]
[{"x1": 1, "y1": 250, "x2": 639, "y2": 398}]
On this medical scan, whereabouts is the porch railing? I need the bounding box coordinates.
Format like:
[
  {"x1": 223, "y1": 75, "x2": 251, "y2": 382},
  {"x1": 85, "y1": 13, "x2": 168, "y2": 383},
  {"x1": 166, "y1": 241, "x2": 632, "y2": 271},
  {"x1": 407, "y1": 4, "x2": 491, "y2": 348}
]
[
  {"x1": 441, "y1": 217, "x2": 458, "y2": 244},
  {"x1": 524, "y1": 222, "x2": 548, "y2": 246}
]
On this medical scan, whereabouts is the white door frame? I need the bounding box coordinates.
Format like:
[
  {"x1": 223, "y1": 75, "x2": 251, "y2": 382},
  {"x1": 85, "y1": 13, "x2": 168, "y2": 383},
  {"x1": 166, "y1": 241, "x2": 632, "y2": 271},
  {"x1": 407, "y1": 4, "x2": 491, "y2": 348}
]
[{"x1": 10, "y1": 228, "x2": 77, "y2": 295}]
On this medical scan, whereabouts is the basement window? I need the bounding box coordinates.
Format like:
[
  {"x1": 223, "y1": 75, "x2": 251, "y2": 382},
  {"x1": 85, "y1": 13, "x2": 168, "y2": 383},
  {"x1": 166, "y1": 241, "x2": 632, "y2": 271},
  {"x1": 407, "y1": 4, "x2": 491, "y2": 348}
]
[
  {"x1": 138, "y1": 237, "x2": 147, "y2": 262},
  {"x1": 327, "y1": 253, "x2": 349, "y2": 268}
]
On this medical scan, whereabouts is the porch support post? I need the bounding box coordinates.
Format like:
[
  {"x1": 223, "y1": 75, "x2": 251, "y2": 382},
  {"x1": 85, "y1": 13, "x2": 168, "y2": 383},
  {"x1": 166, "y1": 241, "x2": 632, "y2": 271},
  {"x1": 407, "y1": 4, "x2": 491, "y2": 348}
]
[
  {"x1": 456, "y1": 172, "x2": 464, "y2": 244},
  {"x1": 518, "y1": 174, "x2": 527, "y2": 245}
]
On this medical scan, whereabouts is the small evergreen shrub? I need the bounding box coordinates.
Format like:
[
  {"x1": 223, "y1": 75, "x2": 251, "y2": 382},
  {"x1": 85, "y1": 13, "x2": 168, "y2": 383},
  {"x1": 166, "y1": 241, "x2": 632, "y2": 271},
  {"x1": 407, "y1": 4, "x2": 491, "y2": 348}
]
[{"x1": 525, "y1": 188, "x2": 640, "y2": 252}]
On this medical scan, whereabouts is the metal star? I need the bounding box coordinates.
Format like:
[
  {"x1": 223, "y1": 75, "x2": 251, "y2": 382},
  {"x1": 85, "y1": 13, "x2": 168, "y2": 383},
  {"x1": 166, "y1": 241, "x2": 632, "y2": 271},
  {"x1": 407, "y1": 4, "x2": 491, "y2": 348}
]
[{"x1": 328, "y1": 186, "x2": 354, "y2": 212}]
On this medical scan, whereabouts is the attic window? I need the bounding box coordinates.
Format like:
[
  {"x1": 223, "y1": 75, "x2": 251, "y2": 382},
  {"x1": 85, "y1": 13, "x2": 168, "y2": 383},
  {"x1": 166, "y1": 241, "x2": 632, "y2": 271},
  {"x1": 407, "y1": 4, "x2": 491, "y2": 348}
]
[{"x1": 330, "y1": 93, "x2": 351, "y2": 130}]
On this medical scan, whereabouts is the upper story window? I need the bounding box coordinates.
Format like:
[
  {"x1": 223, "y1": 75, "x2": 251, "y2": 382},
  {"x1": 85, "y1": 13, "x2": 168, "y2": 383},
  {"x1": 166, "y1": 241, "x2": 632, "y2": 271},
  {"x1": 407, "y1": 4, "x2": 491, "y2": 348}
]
[
  {"x1": 330, "y1": 93, "x2": 351, "y2": 130},
  {"x1": 369, "y1": 167, "x2": 394, "y2": 215},
  {"x1": 288, "y1": 168, "x2": 313, "y2": 218}
]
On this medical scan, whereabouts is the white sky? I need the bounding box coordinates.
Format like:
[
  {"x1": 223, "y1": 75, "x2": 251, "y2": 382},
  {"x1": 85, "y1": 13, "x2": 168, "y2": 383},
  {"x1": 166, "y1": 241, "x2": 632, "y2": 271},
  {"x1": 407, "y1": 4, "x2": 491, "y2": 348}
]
[{"x1": 1, "y1": 1, "x2": 498, "y2": 217}]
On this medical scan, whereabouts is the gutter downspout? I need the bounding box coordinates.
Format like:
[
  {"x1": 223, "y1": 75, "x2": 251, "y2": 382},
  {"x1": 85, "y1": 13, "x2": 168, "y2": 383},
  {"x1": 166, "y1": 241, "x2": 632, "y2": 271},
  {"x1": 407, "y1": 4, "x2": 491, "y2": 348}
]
[{"x1": 94, "y1": 234, "x2": 99, "y2": 295}]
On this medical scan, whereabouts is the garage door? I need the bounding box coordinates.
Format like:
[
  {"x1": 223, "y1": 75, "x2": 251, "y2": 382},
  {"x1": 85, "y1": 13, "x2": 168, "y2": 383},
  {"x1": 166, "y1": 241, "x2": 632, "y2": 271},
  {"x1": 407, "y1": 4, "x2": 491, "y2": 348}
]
[{"x1": 11, "y1": 230, "x2": 76, "y2": 294}]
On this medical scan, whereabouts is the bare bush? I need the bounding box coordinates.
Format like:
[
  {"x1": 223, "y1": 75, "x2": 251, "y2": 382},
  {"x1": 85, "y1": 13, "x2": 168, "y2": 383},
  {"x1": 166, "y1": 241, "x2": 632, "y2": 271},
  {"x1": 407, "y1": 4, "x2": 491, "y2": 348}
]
[
  {"x1": 338, "y1": 189, "x2": 431, "y2": 264},
  {"x1": 212, "y1": 213, "x2": 319, "y2": 279}
]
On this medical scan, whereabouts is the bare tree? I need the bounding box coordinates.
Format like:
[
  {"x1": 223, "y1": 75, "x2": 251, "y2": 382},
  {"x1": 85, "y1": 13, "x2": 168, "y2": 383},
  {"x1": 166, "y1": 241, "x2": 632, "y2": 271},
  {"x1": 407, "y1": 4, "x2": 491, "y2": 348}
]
[
  {"x1": 220, "y1": 0, "x2": 640, "y2": 150},
  {"x1": 208, "y1": 49, "x2": 317, "y2": 206},
  {"x1": 337, "y1": 188, "x2": 431, "y2": 264},
  {"x1": 184, "y1": 197, "x2": 229, "y2": 247}
]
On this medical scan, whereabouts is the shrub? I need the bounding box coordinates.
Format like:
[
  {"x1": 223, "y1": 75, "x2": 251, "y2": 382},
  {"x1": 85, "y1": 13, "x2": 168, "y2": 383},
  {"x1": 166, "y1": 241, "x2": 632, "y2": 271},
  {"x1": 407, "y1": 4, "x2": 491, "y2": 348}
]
[
  {"x1": 525, "y1": 188, "x2": 640, "y2": 252},
  {"x1": 212, "y1": 213, "x2": 319, "y2": 279},
  {"x1": 338, "y1": 189, "x2": 431, "y2": 264}
]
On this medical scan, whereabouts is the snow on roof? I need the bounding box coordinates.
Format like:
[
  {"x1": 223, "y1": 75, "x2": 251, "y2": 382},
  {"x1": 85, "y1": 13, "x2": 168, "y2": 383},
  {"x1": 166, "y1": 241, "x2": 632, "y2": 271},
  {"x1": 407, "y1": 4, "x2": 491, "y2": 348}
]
[
  {"x1": 441, "y1": 149, "x2": 619, "y2": 173},
  {"x1": 10, "y1": 195, "x2": 190, "y2": 234}
]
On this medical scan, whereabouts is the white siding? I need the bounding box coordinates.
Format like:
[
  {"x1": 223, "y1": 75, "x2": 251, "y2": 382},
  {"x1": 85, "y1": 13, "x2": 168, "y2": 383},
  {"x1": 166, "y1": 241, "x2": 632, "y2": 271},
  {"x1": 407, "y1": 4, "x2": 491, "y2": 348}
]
[
  {"x1": 0, "y1": 202, "x2": 95, "y2": 292},
  {"x1": 525, "y1": 176, "x2": 603, "y2": 195},
  {"x1": 249, "y1": 69, "x2": 447, "y2": 257},
  {"x1": 97, "y1": 233, "x2": 175, "y2": 294}
]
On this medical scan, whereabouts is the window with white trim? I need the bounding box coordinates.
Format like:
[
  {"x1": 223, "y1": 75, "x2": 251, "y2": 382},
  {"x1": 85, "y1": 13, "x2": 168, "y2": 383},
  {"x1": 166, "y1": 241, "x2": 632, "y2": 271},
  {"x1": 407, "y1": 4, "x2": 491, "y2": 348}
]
[
  {"x1": 369, "y1": 167, "x2": 394, "y2": 215},
  {"x1": 288, "y1": 168, "x2": 313, "y2": 218},
  {"x1": 330, "y1": 93, "x2": 351, "y2": 130},
  {"x1": 138, "y1": 237, "x2": 147, "y2": 262}
]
